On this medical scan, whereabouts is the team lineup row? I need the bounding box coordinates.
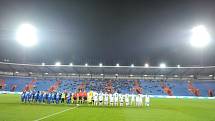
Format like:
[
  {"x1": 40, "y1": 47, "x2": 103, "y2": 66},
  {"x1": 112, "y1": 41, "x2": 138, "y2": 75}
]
[{"x1": 21, "y1": 91, "x2": 150, "y2": 107}]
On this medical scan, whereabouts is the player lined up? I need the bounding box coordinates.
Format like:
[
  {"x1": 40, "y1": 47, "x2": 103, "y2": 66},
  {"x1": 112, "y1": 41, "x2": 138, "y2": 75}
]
[{"x1": 21, "y1": 91, "x2": 150, "y2": 107}]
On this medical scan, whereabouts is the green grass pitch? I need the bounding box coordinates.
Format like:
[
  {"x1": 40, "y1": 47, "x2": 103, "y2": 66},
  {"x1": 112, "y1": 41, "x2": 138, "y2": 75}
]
[{"x1": 0, "y1": 94, "x2": 215, "y2": 121}]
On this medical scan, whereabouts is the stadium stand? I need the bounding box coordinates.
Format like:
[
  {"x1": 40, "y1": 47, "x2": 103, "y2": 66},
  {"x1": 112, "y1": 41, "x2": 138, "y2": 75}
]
[{"x1": 0, "y1": 76, "x2": 215, "y2": 97}]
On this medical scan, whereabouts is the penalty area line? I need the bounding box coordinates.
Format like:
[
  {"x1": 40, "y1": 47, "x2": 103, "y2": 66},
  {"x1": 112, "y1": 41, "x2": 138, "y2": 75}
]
[{"x1": 33, "y1": 106, "x2": 78, "y2": 121}]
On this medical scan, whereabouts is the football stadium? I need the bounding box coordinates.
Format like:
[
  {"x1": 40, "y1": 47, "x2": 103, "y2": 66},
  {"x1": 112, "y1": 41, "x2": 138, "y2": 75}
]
[{"x1": 0, "y1": 0, "x2": 215, "y2": 121}]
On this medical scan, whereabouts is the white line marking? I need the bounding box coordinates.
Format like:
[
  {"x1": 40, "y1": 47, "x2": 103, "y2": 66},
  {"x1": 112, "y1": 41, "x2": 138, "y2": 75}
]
[{"x1": 33, "y1": 106, "x2": 78, "y2": 121}]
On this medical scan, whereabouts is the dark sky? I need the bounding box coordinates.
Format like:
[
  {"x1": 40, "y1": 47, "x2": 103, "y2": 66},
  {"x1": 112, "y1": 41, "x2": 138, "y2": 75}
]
[{"x1": 0, "y1": 0, "x2": 215, "y2": 66}]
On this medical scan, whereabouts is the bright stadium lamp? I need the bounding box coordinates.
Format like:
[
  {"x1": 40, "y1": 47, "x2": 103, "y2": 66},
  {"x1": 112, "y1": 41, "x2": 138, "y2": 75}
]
[
  {"x1": 177, "y1": 64, "x2": 181, "y2": 68},
  {"x1": 41, "y1": 62, "x2": 45, "y2": 66},
  {"x1": 85, "y1": 63, "x2": 88, "y2": 67},
  {"x1": 190, "y1": 25, "x2": 211, "y2": 48},
  {"x1": 69, "y1": 63, "x2": 73, "y2": 66},
  {"x1": 116, "y1": 63, "x2": 120, "y2": 67},
  {"x1": 160, "y1": 63, "x2": 166, "y2": 68},
  {"x1": 131, "y1": 64, "x2": 134, "y2": 67},
  {"x1": 99, "y1": 63, "x2": 103, "y2": 67},
  {"x1": 144, "y1": 63, "x2": 149, "y2": 68},
  {"x1": 55, "y1": 62, "x2": 61, "y2": 66},
  {"x1": 16, "y1": 23, "x2": 38, "y2": 47}
]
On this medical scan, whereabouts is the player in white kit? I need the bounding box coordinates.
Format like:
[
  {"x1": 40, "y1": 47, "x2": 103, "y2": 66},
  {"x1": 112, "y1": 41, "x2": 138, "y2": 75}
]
[
  {"x1": 114, "y1": 92, "x2": 118, "y2": 106},
  {"x1": 109, "y1": 94, "x2": 114, "y2": 106},
  {"x1": 119, "y1": 94, "x2": 124, "y2": 106},
  {"x1": 145, "y1": 94, "x2": 150, "y2": 107},
  {"x1": 98, "y1": 92, "x2": 103, "y2": 106},
  {"x1": 131, "y1": 94, "x2": 135, "y2": 106},
  {"x1": 93, "y1": 92, "x2": 98, "y2": 106},
  {"x1": 104, "y1": 93, "x2": 109, "y2": 106},
  {"x1": 125, "y1": 94, "x2": 129, "y2": 106},
  {"x1": 136, "y1": 94, "x2": 143, "y2": 107}
]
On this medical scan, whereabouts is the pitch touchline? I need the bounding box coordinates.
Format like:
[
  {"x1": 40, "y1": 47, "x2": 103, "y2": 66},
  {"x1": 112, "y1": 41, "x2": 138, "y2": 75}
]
[{"x1": 33, "y1": 106, "x2": 78, "y2": 121}]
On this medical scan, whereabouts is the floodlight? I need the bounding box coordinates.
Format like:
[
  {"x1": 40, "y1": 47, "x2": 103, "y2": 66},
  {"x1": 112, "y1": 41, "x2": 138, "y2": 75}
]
[
  {"x1": 115, "y1": 74, "x2": 119, "y2": 76},
  {"x1": 15, "y1": 71, "x2": 19, "y2": 74},
  {"x1": 177, "y1": 65, "x2": 181, "y2": 68},
  {"x1": 144, "y1": 63, "x2": 149, "y2": 68},
  {"x1": 41, "y1": 62, "x2": 45, "y2": 66},
  {"x1": 131, "y1": 64, "x2": 134, "y2": 67},
  {"x1": 85, "y1": 63, "x2": 88, "y2": 67},
  {"x1": 130, "y1": 74, "x2": 134, "y2": 77},
  {"x1": 160, "y1": 63, "x2": 166, "y2": 68},
  {"x1": 44, "y1": 72, "x2": 48, "y2": 75},
  {"x1": 16, "y1": 23, "x2": 38, "y2": 47},
  {"x1": 209, "y1": 75, "x2": 213, "y2": 77},
  {"x1": 190, "y1": 25, "x2": 211, "y2": 48},
  {"x1": 87, "y1": 73, "x2": 91, "y2": 76},
  {"x1": 116, "y1": 63, "x2": 120, "y2": 67},
  {"x1": 100, "y1": 74, "x2": 104, "y2": 76},
  {"x1": 144, "y1": 75, "x2": 148, "y2": 77},
  {"x1": 69, "y1": 63, "x2": 73, "y2": 66},
  {"x1": 55, "y1": 62, "x2": 61, "y2": 66},
  {"x1": 99, "y1": 63, "x2": 103, "y2": 67},
  {"x1": 174, "y1": 75, "x2": 178, "y2": 77}
]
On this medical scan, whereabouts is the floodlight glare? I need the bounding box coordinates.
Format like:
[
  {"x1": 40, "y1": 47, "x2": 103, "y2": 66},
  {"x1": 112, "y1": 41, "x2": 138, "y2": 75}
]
[
  {"x1": 41, "y1": 63, "x2": 45, "y2": 66},
  {"x1": 55, "y1": 62, "x2": 61, "y2": 66},
  {"x1": 85, "y1": 63, "x2": 88, "y2": 67},
  {"x1": 131, "y1": 64, "x2": 134, "y2": 67},
  {"x1": 177, "y1": 65, "x2": 181, "y2": 68},
  {"x1": 160, "y1": 63, "x2": 166, "y2": 68},
  {"x1": 190, "y1": 25, "x2": 211, "y2": 48},
  {"x1": 144, "y1": 63, "x2": 149, "y2": 68},
  {"x1": 99, "y1": 63, "x2": 103, "y2": 67},
  {"x1": 209, "y1": 75, "x2": 213, "y2": 77},
  {"x1": 16, "y1": 23, "x2": 38, "y2": 47},
  {"x1": 69, "y1": 63, "x2": 73, "y2": 66},
  {"x1": 116, "y1": 63, "x2": 120, "y2": 67}
]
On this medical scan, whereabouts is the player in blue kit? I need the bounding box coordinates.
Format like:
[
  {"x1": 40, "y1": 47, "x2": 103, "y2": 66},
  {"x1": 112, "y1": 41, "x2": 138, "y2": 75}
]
[
  {"x1": 47, "y1": 92, "x2": 51, "y2": 104},
  {"x1": 21, "y1": 91, "x2": 25, "y2": 102},
  {"x1": 38, "y1": 91, "x2": 43, "y2": 103},
  {"x1": 51, "y1": 92, "x2": 55, "y2": 103},
  {"x1": 24, "y1": 91, "x2": 29, "y2": 103},
  {"x1": 28, "y1": 91, "x2": 33, "y2": 103},
  {"x1": 35, "y1": 91, "x2": 39, "y2": 102},
  {"x1": 56, "y1": 92, "x2": 60, "y2": 104},
  {"x1": 42, "y1": 91, "x2": 47, "y2": 103},
  {"x1": 67, "y1": 93, "x2": 71, "y2": 104}
]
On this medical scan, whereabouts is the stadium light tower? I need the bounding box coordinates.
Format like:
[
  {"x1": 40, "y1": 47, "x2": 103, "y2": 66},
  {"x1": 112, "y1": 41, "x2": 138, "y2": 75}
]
[
  {"x1": 16, "y1": 23, "x2": 38, "y2": 47},
  {"x1": 190, "y1": 25, "x2": 211, "y2": 48},
  {"x1": 160, "y1": 63, "x2": 166, "y2": 68},
  {"x1": 55, "y1": 62, "x2": 61, "y2": 66}
]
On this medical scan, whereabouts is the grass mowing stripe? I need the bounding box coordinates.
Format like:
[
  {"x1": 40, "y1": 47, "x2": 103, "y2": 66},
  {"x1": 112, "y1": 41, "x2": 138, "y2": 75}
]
[{"x1": 33, "y1": 106, "x2": 78, "y2": 121}]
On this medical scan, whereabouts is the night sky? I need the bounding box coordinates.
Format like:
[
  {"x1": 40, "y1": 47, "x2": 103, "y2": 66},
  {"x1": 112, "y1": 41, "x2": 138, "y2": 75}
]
[{"x1": 0, "y1": 0, "x2": 215, "y2": 66}]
